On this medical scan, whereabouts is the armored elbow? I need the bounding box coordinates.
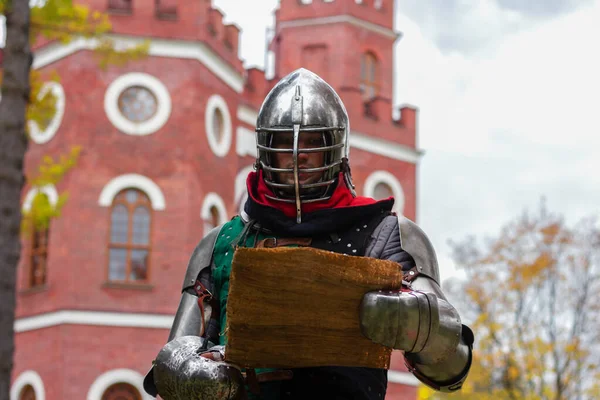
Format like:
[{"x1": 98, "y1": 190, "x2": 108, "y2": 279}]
[
  {"x1": 360, "y1": 290, "x2": 461, "y2": 360},
  {"x1": 411, "y1": 297, "x2": 462, "y2": 365}
]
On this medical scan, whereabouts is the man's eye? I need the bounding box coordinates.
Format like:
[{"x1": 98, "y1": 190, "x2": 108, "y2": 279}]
[{"x1": 273, "y1": 138, "x2": 292, "y2": 146}]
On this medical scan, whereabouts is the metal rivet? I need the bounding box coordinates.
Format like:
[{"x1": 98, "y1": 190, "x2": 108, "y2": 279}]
[
  {"x1": 352, "y1": 249, "x2": 357, "y2": 253},
  {"x1": 409, "y1": 271, "x2": 415, "y2": 275},
  {"x1": 225, "y1": 252, "x2": 229, "y2": 256},
  {"x1": 226, "y1": 236, "x2": 230, "y2": 239},
  {"x1": 356, "y1": 228, "x2": 360, "y2": 232},
  {"x1": 347, "y1": 243, "x2": 351, "y2": 247},
  {"x1": 363, "y1": 225, "x2": 367, "y2": 228}
]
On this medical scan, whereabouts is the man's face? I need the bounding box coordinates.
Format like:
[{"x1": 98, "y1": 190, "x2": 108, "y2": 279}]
[{"x1": 271, "y1": 132, "x2": 326, "y2": 186}]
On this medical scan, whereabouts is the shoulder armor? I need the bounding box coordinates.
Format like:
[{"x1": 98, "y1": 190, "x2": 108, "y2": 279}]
[
  {"x1": 181, "y1": 225, "x2": 224, "y2": 292},
  {"x1": 398, "y1": 216, "x2": 440, "y2": 284}
]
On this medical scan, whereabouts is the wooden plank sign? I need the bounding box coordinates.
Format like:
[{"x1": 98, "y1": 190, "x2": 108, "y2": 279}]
[{"x1": 224, "y1": 247, "x2": 403, "y2": 369}]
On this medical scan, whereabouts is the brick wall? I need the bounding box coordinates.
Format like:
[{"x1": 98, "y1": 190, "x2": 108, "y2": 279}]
[{"x1": 14, "y1": 0, "x2": 420, "y2": 398}]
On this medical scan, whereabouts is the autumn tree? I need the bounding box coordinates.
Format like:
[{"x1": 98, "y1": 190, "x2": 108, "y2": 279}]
[
  {"x1": 0, "y1": 1, "x2": 147, "y2": 398},
  {"x1": 419, "y1": 201, "x2": 600, "y2": 400}
]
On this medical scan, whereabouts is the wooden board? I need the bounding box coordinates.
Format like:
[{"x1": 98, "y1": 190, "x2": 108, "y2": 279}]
[{"x1": 225, "y1": 247, "x2": 403, "y2": 369}]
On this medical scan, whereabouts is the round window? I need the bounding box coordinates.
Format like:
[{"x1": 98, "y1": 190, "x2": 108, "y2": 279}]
[
  {"x1": 104, "y1": 72, "x2": 172, "y2": 136},
  {"x1": 117, "y1": 86, "x2": 158, "y2": 123},
  {"x1": 204, "y1": 94, "x2": 232, "y2": 157},
  {"x1": 212, "y1": 108, "x2": 225, "y2": 142}
]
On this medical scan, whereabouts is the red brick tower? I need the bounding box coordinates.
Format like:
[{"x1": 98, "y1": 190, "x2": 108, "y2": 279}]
[
  {"x1": 269, "y1": 0, "x2": 418, "y2": 220},
  {"x1": 11, "y1": 1, "x2": 420, "y2": 399},
  {"x1": 267, "y1": 1, "x2": 419, "y2": 397}
]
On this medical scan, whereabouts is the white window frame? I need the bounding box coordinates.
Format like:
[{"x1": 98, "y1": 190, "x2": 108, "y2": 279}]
[
  {"x1": 201, "y1": 192, "x2": 228, "y2": 236},
  {"x1": 86, "y1": 368, "x2": 151, "y2": 400},
  {"x1": 10, "y1": 370, "x2": 45, "y2": 400},
  {"x1": 205, "y1": 94, "x2": 233, "y2": 157},
  {"x1": 98, "y1": 174, "x2": 166, "y2": 211},
  {"x1": 29, "y1": 82, "x2": 65, "y2": 144},
  {"x1": 363, "y1": 170, "x2": 405, "y2": 215},
  {"x1": 104, "y1": 72, "x2": 172, "y2": 136},
  {"x1": 22, "y1": 184, "x2": 59, "y2": 212}
]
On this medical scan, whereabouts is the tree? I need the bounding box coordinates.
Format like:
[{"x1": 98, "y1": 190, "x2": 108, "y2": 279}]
[
  {"x1": 0, "y1": 2, "x2": 32, "y2": 399},
  {"x1": 0, "y1": 1, "x2": 148, "y2": 398},
  {"x1": 419, "y1": 201, "x2": 600, "y2": 400}
]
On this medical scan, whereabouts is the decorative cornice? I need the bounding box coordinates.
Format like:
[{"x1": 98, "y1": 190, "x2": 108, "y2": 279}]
[
  {"x1": 14, "y1": 310, "x2": 174, "y2": 333},
  {"x1": 15, "y1": 309, "x2": 418, "y2": 389},
  {"x1": 237, "y1": 104, "x2": 259, "y2": 126},
  {"x1": 33, "y1": 35, "x2": 245, "y2": 93},
  {"x1": 278, "y1": 15, "x2": 400, "y2": 40},
  {"x1": 232, "y1": 104, "x2": 421, "y2": 164},
  {"x1": 350, "y1": 131, "x2": 422, "y2": 164},
  {"x1": 236, "y1": 126, "x2": 257, "y2": 158}
]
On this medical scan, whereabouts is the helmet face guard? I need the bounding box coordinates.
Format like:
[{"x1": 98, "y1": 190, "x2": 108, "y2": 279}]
[{"x1": 255, "y1": 68, "x2": 355, "y2": 223}]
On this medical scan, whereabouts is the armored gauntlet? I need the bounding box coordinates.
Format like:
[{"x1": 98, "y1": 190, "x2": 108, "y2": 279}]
[{"x1": 153, "y1": 337, "x2": 246, "y2": 400}]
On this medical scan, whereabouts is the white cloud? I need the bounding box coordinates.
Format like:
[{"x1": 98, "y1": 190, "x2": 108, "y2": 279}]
[
  {"x1": 407, "y1": 1, "x2": 600, "y2": 280},
  {"x1": 215, "y1": 0, "x2": 600, "y2": 283}
]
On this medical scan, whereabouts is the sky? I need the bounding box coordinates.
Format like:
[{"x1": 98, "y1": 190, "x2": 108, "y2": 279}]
[
  {"x1": 213, "y1": 0, "x2": 600, "y2": 281},
  {"x1": 1, "y1": 1, "x2": 597, "y2": 281}
]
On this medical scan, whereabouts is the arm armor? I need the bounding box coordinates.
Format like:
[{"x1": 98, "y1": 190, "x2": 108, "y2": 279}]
[
  {"x1": 143, "y1": 225, "x2": 246, "y2": 399},
  {"x1": 361, "y1": 216, "x2": 474, "y2": 392}
]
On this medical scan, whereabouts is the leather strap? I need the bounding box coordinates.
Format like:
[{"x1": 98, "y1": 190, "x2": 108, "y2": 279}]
[
  {"x1": 245, "y1": 369, "x2": 261, "y2": 395},
  {"x1": 255, "y1": 237, "x2": 312, "y2": 248},
  {"x1": 402, "y1": 266, "x2": 420, "y2": 283},
  {"x1": 243, "y1": 368, "x2": 294, "y2": 395},
  {"x1": 192, "y1": 280, "x2": 213, "y2": 337},
  {"x1": 257, "y1": 370, "x2": 294, "y2": 383}
]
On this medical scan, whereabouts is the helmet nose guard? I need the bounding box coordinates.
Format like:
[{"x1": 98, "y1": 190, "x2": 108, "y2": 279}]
[{"x1": 255, "y1": 68, "x2": 355, "y2": 223}]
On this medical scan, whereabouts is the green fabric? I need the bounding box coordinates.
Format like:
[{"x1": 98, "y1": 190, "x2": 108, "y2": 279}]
[
  {"x1": 211, "y1": 216, "x2": 280, "y2": 399},
  {"x1": 213, "y1": 216, "x2": 265, "y2": 342}
]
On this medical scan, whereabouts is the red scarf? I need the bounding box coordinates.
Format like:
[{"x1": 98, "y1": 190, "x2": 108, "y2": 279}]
[{"x1": 247, "y1": 170, "x2": 390, "y2": 218}]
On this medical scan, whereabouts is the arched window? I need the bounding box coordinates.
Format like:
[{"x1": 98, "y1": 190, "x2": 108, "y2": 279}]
[
  {"x1": 373, "y1": 182, "x2": 394, "y2": 200},
  {"x1": 360, "y1": 52, "x2": 379, "y2": 100},
  {"x1": 29, "y1": 193, "x2": 51, "y2": 288},
  {"x1": 108, "y1": 189, "x2": 152, "y2": 283},
  {"x1": 19, "y1": 385, "x2": 36, "y2": 400},
  {"x1": 210, "y1": 206, "x2": 220, "y2": 229},
  {"x1": 201, "y1": 192, "x2": 227, "y2": 237},
  {"x1": 108, "y1": 0, "x2": 132, "y2": 14},
  {"x1": 101, "y1": 382, "x2": 141, "y2": 400},
  {"x1": 363, "y1": 170, "x2": 405, "y2": 215}
]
